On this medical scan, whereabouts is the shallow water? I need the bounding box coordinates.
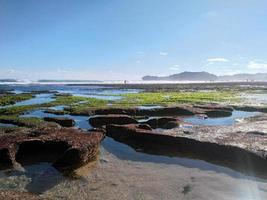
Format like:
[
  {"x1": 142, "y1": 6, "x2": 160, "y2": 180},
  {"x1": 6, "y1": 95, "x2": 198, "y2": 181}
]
[
  {"x1": 3, "y1": 85, "x2": 140, "y2": 102},
  {"x1": 0, "y1": 137, "x2": 266, "y2": 199},
  {"x1": 0, "y1": 123, "x2": 17, "y2": 127},
  {"x1": 0, "y1": 94, "x2": 55, "y2": 109},
  {"x1": 21, "y1": 110, "x2": 92, "y2": 130},
  {"x1": 15, "y1": 94, "x2": 55, "y2": 106},
  {"x1": 50, "y1": 105, "x2": 66, "y2": 111},
  {"x1": 184, "y1": 110, "x2": 260, "y2": 126},
  {"x1": 242, "y1": 92, "x2": 267, "y2": 105},
  {"x1": 0, "y1": 162, "x2": 66, "y2": 194},
  {"x1": 102, "y1": 137, "x2": 267, "y2": 180},
  {"x1": 73, "y1": 94, "x2": 122, "y2": 101},
  {"x1": 2, "y1": 84, "x2": 137, "y2": 95}
]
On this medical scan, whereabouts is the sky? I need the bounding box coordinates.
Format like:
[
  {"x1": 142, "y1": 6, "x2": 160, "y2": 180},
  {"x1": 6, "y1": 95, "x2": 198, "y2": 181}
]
[{"x1": 1, "y1": 0, "x2": 267, "y2": 80}]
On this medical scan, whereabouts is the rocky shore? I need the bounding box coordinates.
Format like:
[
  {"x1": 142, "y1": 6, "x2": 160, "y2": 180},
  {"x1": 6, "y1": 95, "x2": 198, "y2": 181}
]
[
  {"x1": 105, "y1": 113, "x2": 267, "y2": 178},
  {"x1": 0, "y1": 87, "x2": 267, "y2": 199},
  {"x1": 0, "y1": 123, "x2": 105, "y2": 172}
]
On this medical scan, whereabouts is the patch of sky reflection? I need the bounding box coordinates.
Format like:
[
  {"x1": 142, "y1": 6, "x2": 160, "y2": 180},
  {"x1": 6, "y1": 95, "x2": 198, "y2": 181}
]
[
  {"x1": 184, "y1": 110, "x2": 260, "y2": 126},
  {"x1": 0, "y1": 123, "x2": 17, "y2": 127},
  {"x1": 0, "y1": 94, "x2": 55, "y2": 109}
]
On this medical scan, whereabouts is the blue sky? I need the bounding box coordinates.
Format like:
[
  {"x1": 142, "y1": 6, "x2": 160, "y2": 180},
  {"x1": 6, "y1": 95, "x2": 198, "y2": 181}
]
[{"x1": 1, "y1": 0, "x2": 267, "y2": 80}]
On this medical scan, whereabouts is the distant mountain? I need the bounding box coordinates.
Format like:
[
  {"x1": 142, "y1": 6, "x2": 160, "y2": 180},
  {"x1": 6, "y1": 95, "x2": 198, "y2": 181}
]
[
  {"x1": 38, "y1": 80, "x2": 102, "y2": 83},
  {"x1": 142, "y1": 71, "x2": 218, "y2": 81},
  {"x1": 0, "y1": 79, "x2": 18, "y2": 82},
  {"x1": 218, "y1": 73, "x2": 267, "y2": 81},
  {"x1": 142, "y1": 72, "x2": 267, "y2": 82}
]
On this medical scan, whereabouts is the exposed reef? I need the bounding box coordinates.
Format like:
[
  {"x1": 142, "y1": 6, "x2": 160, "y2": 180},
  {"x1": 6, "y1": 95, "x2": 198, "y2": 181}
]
[
  {"x1": 71, "y1": 105, "x2": 233, "y2": 118},
  {"x1": 106, "y1": 114, "x2": 267, "y2": 178},
  {"x1": 0, "y1": 125, "x2": 105, "y2": 172},
  {"x1": 89, "y1": 115, "x2": 138, "y2": 127}
]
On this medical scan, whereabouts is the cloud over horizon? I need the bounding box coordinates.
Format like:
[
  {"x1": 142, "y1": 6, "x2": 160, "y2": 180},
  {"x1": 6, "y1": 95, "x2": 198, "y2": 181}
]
[
  {"x1": 206, "y1": 58, "x2": 229, "y2": 62},
  {"x1": 247, "y1": 61, "x2": 267, "y2": 70}
]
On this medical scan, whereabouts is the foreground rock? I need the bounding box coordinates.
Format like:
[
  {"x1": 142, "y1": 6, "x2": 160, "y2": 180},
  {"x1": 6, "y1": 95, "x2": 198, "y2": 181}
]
[
  {"x1": 106, "y1": 115, "x2": 267, "y2": 178},
  {"x1": 89, "y1": 115, "x2": 138, "y2": 127},
  {"x1": 0, "y1": 190, "x2": 47, "y2": 200},
  {"x1": 43, "y1": 117, "x2": 75, "y2": 127},
  {"x1": 0, "y1": 125, "x2": 104, "y2": 172}
]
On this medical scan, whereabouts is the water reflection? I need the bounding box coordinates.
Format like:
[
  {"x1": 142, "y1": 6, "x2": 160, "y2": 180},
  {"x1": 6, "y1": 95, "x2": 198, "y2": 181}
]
[
  {"x1": 184, "y1": 110, "x2": 260, "y2": 126},
  {"x1": 0, "y1": 123, "x2": 17, "y2": 127},
  {"x1": 103, "y1": 136, "x2": 267, "y2": 180}
]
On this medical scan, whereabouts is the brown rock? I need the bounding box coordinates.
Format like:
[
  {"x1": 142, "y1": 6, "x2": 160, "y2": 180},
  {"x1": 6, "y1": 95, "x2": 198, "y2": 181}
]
[
  {"x1": 0, "y1": 126, "x2": 104, "y2": 172},
  {"x1": 95, "y1": 108, "x2": 136, "y2": 115},
  {"x1": 136, "y1": 107, "x2": 195, "y2": 116},
  {"x1": 194, "y1": 104, "x2": 234, "y2": 112},
  {"x1": 70, "y1": 106, "x2": 196, "y2": 117},
  {"x1": 43, "y1": 117, "x2": 75, "y2": 127},
  {"x1": 233, "y1": 105, "x2": 267, "y2": 113},
  {"x1": 163, "y1": 121, "x2": 179, "y2": 129},
  {"x1": 137, "y1": 124, "x2": 153, "y2": 130},
  {"x1": 89, "y1": 115, "x2": 138, "y2": 127},
  {"x1": 205, "y1": 110, "x2": 232, "y2": 118}
]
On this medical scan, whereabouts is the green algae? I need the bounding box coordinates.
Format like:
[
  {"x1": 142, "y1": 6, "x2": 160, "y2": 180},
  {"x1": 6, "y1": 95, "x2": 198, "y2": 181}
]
[
  {"x1": 0, "y1": 93, "x2": 34, "y2": 106},
  {"x1": 0, "y1": 95, "x2": 109, "y2": 116},
  {"x1": 0, "y1": 115, "x2": 44, "y2": 128},
  {"x1": 117, "y1": 91, "x2": 237, "y2": 106},
  {"x1": 0, "y1": 91, "x2": 239, "y2": 118}
]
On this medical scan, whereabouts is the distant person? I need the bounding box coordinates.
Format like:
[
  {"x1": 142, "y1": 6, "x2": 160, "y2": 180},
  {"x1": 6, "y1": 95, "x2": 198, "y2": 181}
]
[{"x1": 124, "y1": 80, "x2": 128, "y2": 84}]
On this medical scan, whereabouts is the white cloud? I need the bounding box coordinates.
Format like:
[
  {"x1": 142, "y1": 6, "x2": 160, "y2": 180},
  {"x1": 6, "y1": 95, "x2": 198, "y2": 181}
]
[
  {"x1": 159, "y1": 52, "x2": 168, "y2": 56},
  {"x1": 206, "y1": 58, "x2": 229, "y2": 62},
  {"x1": 169, "y1": 65, "x2": 180, "y2": 71},
  {"x1": 247, "y1": 61, "x2": 267, "y2": 70}
]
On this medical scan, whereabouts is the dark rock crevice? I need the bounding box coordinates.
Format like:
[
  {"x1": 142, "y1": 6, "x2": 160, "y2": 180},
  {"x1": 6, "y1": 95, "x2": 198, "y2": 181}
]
[
  {"x1": 15, "y1": 140, "x2": 71, "y2": 165},
  {"x1": 0, "y1": 149, "x2": 12, "y2": 169}
]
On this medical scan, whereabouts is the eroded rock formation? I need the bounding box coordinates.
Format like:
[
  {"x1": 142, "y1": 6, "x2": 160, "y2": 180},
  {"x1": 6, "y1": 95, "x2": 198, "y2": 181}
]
[{"x1": 0, "y1": 125, "x2": 104, "y2": 172}]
